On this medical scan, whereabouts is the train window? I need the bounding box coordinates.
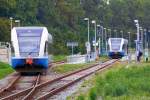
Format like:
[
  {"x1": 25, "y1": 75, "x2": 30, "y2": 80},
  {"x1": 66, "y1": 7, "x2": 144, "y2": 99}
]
[
  {"x1": 111, "y1": 45, "x2": 120, "y2": 50},
  {"x1": 111, "y1": 39, "x2": 121, "y2": 50},
  {"x1": 110, "y1": 39, "x2": 121, "y2": 44},
  {"x1": 110, "y1": 39, "x2": 121, "y2": 50},
  {"x1": 16, "y1": 29, "x2": 43, "y2": 37},
  {"x1": 16, "y1": 29, "x2": 42, "y2": 57}
]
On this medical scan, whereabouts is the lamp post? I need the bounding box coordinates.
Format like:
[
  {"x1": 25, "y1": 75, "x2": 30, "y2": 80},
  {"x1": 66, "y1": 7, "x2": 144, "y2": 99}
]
[
  {"x1": 120, "y1": 30, "x2": 123, "y2": 38},
  {"x1": 140, "y1": 27, "x2": 143, "y2": 51},
  {"x1": 114, "y1": 29, "x2": 117, "y2": 38},
  {"x1": 101, "y1": 26, "x2": 104, "y2": 54},
  {"x1": 15, "y1": 20, "x2": 20, "y2": 27},
  {"x1": 97, "y1": 24, "x2": 101, "y2": 55},
  {"x1": 9, "y1": 17, "x2": 13, "y2": 30},
  {"x1": 144, "y1": 29, "x2": 147, "y2": 51},
  {"x1": 128, "y1": 32, "x2": 131, "y2": 63},
  {"x1": 104, "y1": 28, "x2": 107, "y2": 41},
  {"x1": 84, "y1": 18, "x2": 90, "y2": 43},
  {"x1": 144, "y1": 29, "x2": 148, "y2": 61},
  {"x1": 128, "y1": 32, "x2": 131, "y2": 56},
  {"x1": 108, "y1": 29, "x2": 111, "y2": 38},
  {"x1": 134, "y1": 19, "x2": 140, "y2": 62},
  {"x1": 84, "y1": 18, "x2": 91, "y2": 61},
  {"x1": 104, "y1": 28, "x2": 107, "y2": 54},
  {"x1": 92, "y1": 20, "x2": 97, "y2": 59},
  {"x1": 128, "y1": 32, "x2": 131, "y2": 49}
]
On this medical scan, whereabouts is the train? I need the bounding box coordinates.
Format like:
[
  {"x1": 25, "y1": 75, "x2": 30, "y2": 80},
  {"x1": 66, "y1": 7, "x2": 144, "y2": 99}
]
[
  {"x1": 11, "y1": 27, "x2": 52, "y2": 73},
  {"x1": 108, "y1": 38, "x2": 128, "y2": 59}
]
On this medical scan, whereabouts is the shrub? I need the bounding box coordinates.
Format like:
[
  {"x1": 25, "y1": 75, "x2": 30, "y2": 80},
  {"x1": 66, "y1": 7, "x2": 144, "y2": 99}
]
[
  {"x1": 89, "y1": 88, "x2": 97, "y2": 100},
  {"x1": 77, "y1": 95, "x2": 85, "y2": 100}
]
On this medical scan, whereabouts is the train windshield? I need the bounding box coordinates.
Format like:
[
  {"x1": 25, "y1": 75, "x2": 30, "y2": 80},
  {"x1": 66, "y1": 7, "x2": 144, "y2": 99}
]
[
  {"x1": 110, "y1": 39, "x2": 121, "y2": 50},
  {"x1": 16, "y1": 29, "x2": 43, "y2": 57}
]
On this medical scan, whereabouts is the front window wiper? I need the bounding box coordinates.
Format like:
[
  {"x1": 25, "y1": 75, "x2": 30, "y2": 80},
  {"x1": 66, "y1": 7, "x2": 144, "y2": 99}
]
[{"x1": 28, "y1": 45, "x2": 39, "y2": 55}]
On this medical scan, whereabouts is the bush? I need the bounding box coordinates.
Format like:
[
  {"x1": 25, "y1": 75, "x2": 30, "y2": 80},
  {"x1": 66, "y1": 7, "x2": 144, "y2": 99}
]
[
  {"x1": 89, "y1": 88, "x2": 97, "y2": 100},
  {"x1": 77, "y1": 63, "x2": 150, "y2": 99},
  {"x1": 77, "y1": 95, "x2": 85, "y2": 100},
  {"x1": 0, "y1": 62, "x2": 14, "y2": 79}
]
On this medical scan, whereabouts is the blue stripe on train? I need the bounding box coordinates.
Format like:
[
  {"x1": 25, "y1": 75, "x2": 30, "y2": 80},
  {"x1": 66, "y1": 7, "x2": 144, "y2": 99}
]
[{"x1": 11, "y1": 57, "x2": 49, "y2": 69}]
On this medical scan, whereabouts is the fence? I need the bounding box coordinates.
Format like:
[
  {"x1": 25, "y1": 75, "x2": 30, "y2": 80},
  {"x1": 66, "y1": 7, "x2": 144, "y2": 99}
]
[{"x1": 0, "y1": 42, "x2": 11, "y2": 63}]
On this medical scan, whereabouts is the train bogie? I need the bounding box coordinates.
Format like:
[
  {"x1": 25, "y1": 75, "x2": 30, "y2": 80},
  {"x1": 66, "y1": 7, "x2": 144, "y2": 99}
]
[{"x1": 108, "y1": 52, "x2": 125, "y2": 59}]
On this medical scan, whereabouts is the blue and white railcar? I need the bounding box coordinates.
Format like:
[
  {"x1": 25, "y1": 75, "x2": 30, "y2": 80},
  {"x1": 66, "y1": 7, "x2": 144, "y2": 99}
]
[
  {"x1": 108, "y1": 38, "x2": 128, "y2": 59},
  {"x1": 11, "y1": 27, "x2": 52, "y2": 72}
]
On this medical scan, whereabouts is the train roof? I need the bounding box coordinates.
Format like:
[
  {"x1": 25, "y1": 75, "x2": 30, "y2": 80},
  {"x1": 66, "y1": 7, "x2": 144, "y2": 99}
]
[
  {"x1": 12, "y1": 26, "x2": 47, "y2": 29},
  {"x1": 109, "y1": 37, "x2": 127, "y2": 40},
  {"x1": 12, "y1": 26, "x2": 52, "y2": 43},
  {"x1": 108, "y1": 38, "x2": 128, "y2": 43},
  {"x1": 109, "y1": 38, "x2": 128, "y2": 41},
  {"x1": 12, "y1": 27, "x2": 49, "y2": 33}
]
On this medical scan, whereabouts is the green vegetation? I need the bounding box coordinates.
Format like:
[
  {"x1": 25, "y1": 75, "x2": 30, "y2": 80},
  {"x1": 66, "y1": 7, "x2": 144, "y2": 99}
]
[
  {"x1": 0, "y1": 62, "x2": 14, "y2": 79},
  {"x1": 53, "y1": 56, "x2": 108, "y2": 73},
  {"x1": 98, "y1": 55, "x2": 109, "y2": 62},
  {"x1": 76, "y1": 63, "x2": 150, "y2": 100},
  {"x1": 52, "y1": 63, "x2": 95, "y2": 73},
  {"x1": 53, "y1": 55, "x2": 67, "y2": 62},
  {"x1": 0, "y1": 0, "x2": 150, "y2": 54}
]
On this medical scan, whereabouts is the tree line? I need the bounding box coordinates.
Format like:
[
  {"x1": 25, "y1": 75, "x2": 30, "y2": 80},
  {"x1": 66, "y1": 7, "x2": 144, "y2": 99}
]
[{"x1": 0, "y1": 0, "x2": 149, "y2": 54}]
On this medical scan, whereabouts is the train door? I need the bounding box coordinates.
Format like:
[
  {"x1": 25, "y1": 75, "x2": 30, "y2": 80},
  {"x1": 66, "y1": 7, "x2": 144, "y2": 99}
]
[
  {"x1": 122, "y1": 44, "x2": 128, "y2": 56},
  {"x1": 44, "y1": 41, "x2": 48, "y2": 56}
]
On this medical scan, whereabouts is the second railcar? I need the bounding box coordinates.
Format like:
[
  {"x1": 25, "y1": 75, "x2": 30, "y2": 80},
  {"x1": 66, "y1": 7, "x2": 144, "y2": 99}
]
[{"x1": 108, "y1": 38, "x2": 128, "y2": 59}]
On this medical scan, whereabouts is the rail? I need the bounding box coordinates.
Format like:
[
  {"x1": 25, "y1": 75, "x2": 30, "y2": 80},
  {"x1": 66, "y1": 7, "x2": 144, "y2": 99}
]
[{"x1": 0, "y1": 59, "x2": 119, "y2": 100}]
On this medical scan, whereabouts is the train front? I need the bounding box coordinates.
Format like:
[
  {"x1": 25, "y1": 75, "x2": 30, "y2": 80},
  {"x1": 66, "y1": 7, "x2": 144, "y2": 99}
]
[
  {"x1": 108, "y1": 38, "x2": 125, "y2": 59},
  {"x1": 11, "y1": 27, "x2": 52, "y2": 72}
]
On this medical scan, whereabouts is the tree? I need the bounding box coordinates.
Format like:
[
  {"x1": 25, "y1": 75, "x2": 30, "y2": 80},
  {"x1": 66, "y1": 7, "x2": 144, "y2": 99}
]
[{"x1": 0, "y1": 18, "x2": 10, "y2": 42}]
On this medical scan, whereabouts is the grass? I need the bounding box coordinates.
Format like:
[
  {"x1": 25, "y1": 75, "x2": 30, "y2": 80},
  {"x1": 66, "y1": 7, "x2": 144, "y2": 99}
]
[
  {"x1": 75, "y1": 63, "x2": 150, "y2": 100},
  {"x1": 52, "y1": 63, "x2": 95, "y2": 73},
  {"x1": 0, "y1": 62, "x2": 14, "y2": 79},
  {"x1": 98, "y1": 55, "x2": 109, "y2": 62},
  {"x1": 53, "y1": 55, "x2": 67, "y2": 62},
  {"x1": 53, "y1": 55, "x2": 108, "y2": 62},
  {"x1": 53, "y1": 56, "x2": 109, "y2": 74}
]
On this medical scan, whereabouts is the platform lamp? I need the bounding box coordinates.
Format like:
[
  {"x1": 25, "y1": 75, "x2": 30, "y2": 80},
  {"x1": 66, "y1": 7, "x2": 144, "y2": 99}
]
[
  {"x1": 120, "y1": 30, "x2": 123, "y2": 38},
  {"x1": 140, "y1": 27, "x2": 144, "y2": 51},
  {"x1": 84, "y1": 18, "x2": 91, "y2": 61},
  {"x1": 97, "y1": 24, "x2": 101, "y2": 55},
  {"x1": 104, "y1": 28, "x2": 107, "y2": 54},
  {"x1": 84, "y1": 18, "x2": 90, "y2": 43},
  {"x1": 15, "y1": 20, "x2": 20, "y2": 27},
  {"x1": 91, "y1": 20, "x2": 97, "y2": 59},
  {"x1": 134, "y1": 19, "x2": 140, "y2": 62},
  {"x1": 114, "y1": 29, "x2": 117, "y2": 38},
  {"x1": 128, "y1": 32, "x2": 131, "y2": 63},
  {"x1": 9, "y1": 17, "x2": 13, "y2": 30},
  {"x1": 107, "y1": 29, "x2": 111, "y2": 38}
]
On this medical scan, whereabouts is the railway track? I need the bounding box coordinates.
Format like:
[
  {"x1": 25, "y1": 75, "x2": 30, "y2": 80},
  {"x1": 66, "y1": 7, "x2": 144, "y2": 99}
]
[
  {"x1": 49, "y1": 61, "x2": 65, "y2": 67},
  {"x1": 0, "y1": 74, "x2": 41, "y2": 100},
  {"x1": 52, "y1": 61, "x2": 65, "y2": 65},
  {"x1": 0, "y1": 59, "x2": 119, "y2": 100}
]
